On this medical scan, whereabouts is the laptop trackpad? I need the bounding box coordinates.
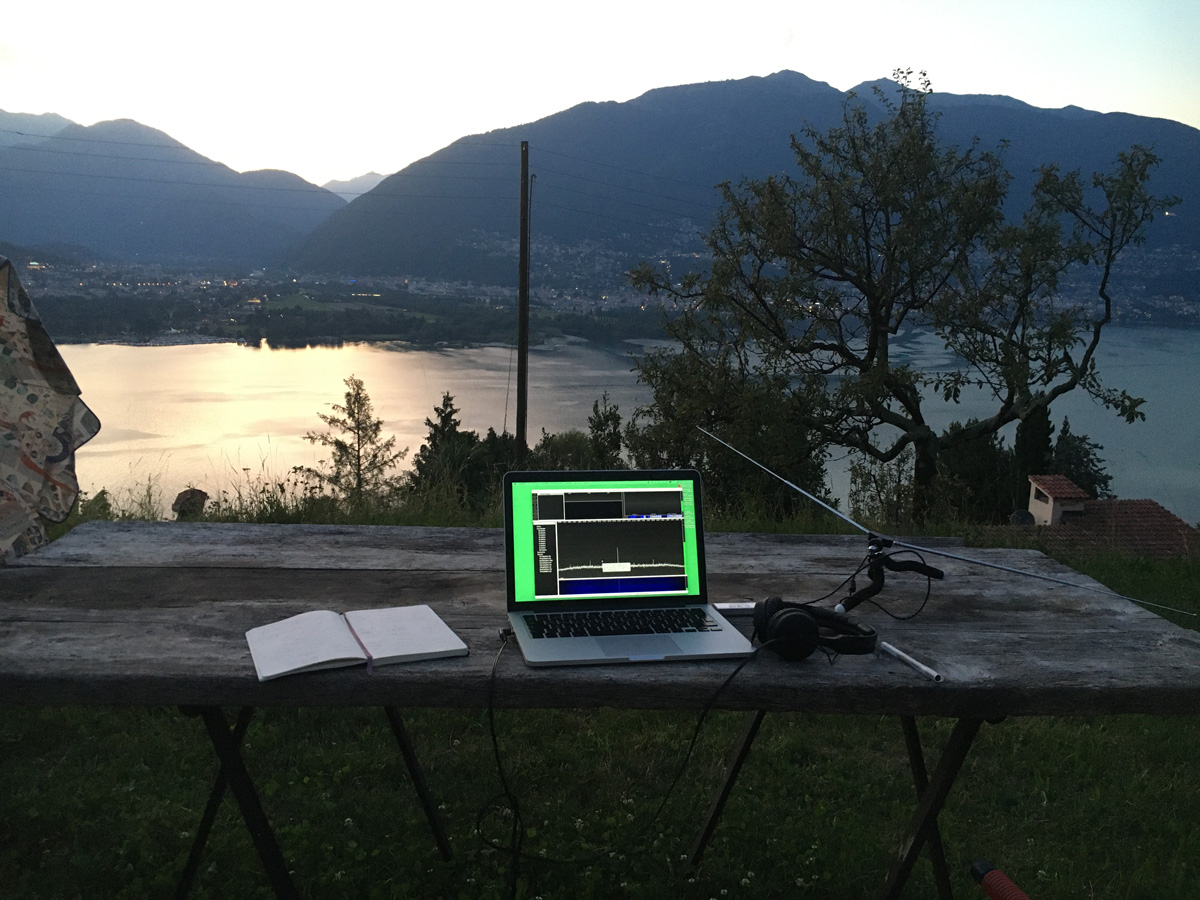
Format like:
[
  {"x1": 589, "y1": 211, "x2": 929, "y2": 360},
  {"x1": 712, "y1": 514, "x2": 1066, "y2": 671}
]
[{"x1": 598, "y1": 634, "x2": 682, "y2": 659}]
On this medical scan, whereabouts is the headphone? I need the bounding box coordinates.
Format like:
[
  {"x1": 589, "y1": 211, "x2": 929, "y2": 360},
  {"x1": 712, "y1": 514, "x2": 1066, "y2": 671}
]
[{"x1": 752, "y1": 596, "x2": 878, "y2": 661}]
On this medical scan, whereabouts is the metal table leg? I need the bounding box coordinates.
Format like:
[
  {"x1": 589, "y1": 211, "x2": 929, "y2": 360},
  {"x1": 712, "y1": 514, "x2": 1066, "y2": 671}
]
[
  {"x1": 689, "y1": 709, "x2": 766, "y2": 866},
  {"x1": 186, "y1": 705, "x2": 300, "y2": 900},
  {"x1": 177, "y1": 705, "x2": 451, "y2": 899},
  {"x1": 881, "y1": 717, "x2": 983, "y2": 900},
  {"x1": 900, "y1": 715, "x2": 955, "y2": 900},
  {"x1": 383, "y1": 706, "x2": 453, "y2": 861},
  {"x1": 175, "y1": 706, "x2": 256, "y2": 900}
]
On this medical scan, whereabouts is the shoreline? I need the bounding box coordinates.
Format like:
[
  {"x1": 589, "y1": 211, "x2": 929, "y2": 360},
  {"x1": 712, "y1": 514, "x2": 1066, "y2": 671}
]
[
  {"x1": 89, "y1": 332, "x2": 236, "y2": 347},
  {"x1": 63, "y1": 332, "x2": 653, "y2": 354}
]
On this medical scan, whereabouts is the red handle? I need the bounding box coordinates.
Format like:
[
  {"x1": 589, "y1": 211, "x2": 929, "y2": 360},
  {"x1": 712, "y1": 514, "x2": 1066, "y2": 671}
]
[{"x1": 978, "y1": 868, "x2": 1031, "y2": 900}]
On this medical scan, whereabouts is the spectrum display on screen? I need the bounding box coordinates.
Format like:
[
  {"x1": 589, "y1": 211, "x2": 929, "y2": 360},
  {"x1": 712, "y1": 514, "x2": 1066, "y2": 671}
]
[{"x1": 509, "y1": 477, "x2": 701, "y2": 603}]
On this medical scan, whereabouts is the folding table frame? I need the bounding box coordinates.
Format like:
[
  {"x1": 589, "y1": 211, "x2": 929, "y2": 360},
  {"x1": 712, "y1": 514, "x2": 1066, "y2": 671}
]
[
  {"x1": 689, "y1": 711, "x2": 987, "y2": 900},
  {"x1": 175, "y1": 705, "x2": 452, "y2": 900}
]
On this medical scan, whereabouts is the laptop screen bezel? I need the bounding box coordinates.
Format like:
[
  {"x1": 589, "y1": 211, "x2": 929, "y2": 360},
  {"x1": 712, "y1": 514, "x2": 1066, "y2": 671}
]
[{"x1": 502, "y1": 469, "x2": 708, "y2": 612}]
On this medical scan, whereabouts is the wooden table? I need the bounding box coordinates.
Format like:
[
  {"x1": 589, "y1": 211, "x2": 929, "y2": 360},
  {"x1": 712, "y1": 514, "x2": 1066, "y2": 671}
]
[{"x1": 4, "y1": 521, "x2": 1200, "y2": 898}]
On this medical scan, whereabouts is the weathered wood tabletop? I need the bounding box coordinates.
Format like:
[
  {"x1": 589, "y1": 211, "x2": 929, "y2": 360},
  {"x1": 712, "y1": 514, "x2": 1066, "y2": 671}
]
[{"x1": 3, "y1": 521, "x2": 1200, "y2": 718}]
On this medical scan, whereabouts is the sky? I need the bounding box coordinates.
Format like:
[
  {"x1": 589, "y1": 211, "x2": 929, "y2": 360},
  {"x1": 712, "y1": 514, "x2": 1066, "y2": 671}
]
[{"x1": 3, "y1": 0, "x2": 1198, "y2": 187}]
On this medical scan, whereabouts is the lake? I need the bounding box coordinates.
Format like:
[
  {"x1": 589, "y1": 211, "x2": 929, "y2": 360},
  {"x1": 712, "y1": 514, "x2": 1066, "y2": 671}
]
[
  {"x1": 61, "y1": 338, "x2": 651, "y2": 505},
  {"x1": 59, "y1": 327, "x2": 1200, "y2": 524}
]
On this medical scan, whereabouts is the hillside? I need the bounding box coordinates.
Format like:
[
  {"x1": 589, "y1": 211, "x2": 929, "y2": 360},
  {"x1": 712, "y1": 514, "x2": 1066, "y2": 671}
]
[
  {"x1": 4, "y1": 75, "x2": 1197, "y2": 280},
  {"x1": 321, "y1": 172, "x2": 386, "y2": 202},
  {"x1": 287, "y1": 71, "x2": 1200, "y2": 284},
  {"x1": 0, "y1": 119, "x2": 345, "y2": 265},
  {"x1": 0, "y1": 108, "x2": 73, "y2": 148}
]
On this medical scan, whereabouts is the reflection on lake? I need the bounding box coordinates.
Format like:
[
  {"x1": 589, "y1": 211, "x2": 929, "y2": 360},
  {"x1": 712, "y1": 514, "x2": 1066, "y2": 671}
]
[
  {"x1": 61, "y1": 339, "x2": 649, "y2": 504},
  {"x1": 59, "y1": 327, "x2": 1200, "y2": 524}
]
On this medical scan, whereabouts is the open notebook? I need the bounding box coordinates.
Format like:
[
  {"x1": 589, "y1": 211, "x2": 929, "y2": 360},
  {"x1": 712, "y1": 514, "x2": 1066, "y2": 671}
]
[{"x1": 503, "y1": 469, "x2": 753, "y2": 666}]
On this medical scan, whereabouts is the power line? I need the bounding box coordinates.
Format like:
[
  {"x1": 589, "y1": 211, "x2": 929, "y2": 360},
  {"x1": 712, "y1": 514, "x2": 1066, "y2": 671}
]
[
  {"x1": 539, "y1": 180, "x2": 713, "y2": 221},
  {"x1": 4, "y1": 173, "x2": 518, "y2": 212},
  {"x1": 0, "y1": 163, "x2": 335, "y2": 194},
  {"x1": 3, "y1": 135, "x2": 518, "y2": 189},
  {"x1": 4, "y1": 178, "x2": 347, "y2": 213},
  {"x1": 529, "y1": 143, "x2": 718, "y2": 191},
  {"x1": 0, "y1": 168, "x2": 705, "y2": 235},
  {"x1": 2, "y1": 142, "x2": 240, "y2": 169},
  {"x1": 2, "y1": 128, "x2": 715, "y2": 210},
  {"x1": 535, "y1": 199, "x2": 705, "y2": 235},
  {"x1": 0, "y1": 133, "x2": 719, "y2": 237},
  {"x1": 536, "y1": 164, "x2": 719, "y2": 212},
  {"x1": 0, "y1": 126, "x2": 199, "y2": 150}
]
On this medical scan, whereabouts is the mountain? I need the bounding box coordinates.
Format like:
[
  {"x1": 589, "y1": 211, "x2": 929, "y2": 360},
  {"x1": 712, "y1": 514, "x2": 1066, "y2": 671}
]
[
  {"x1": 289, "y1": 71, "x2": 848, "y2": 282},
  {"x1": 287, "y1": 71, "x2": 1200, "y2": 284},
  {"x1": 322, "y1": 172, "x2": 386, "y2": 202},
  {"x1": 6, "y1": 76, "x2": 1198, "y2": 279},
  {"x1": 0, "y1": 108, "x2": 73, "y2": 149},
  {"x1": 0, "y1": 119, "x2": 345, "y2": 265}
]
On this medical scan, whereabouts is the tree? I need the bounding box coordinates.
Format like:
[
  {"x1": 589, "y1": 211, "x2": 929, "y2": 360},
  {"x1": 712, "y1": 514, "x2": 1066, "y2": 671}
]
[
  {"x1": 1013, "y1": 403, "x2": 1055, "y2": 500},
  {"x1": 629, "y1": 71, "x2": 1174, "y2": 522},
  {"x1": 935, "y1": 420, "x2": 1019, "y2": 523},
  {"x1": 849, "y1": 446, "x2": 914, "y2": 528},
  {"x1": 526, "y1": 429, "x2": 595, "y2": 470},
  {"x1": 1052, "y1": 417, "x2": 1113, "y2": 498},
  {"x1": 407, "y1": 392, "x2": 514, "y2": 509},
  {"x1": 624, "y1": 312, "x2": 828, "y2": 518},
  {"x1": 586, "y1": 393, "x2": 625, "y2": 469},
  {"x1": 408, "y1": 391, "x2": 479, "y2": 497},
  {"x1": 299, "y1": 375, "x2": 406, "y2": 508},
  {"x1": 522, "y1": 395, "x2": 628, "y2": 472}
]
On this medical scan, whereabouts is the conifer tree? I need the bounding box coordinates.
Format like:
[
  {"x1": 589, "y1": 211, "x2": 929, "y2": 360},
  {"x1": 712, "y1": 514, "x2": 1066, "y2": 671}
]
[{"x1": 299, "y1": 375, "x2": 406, "y2": 508}]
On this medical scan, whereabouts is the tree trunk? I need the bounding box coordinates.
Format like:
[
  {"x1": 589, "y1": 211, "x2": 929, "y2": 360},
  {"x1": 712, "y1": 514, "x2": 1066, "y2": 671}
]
[{"x1": 911, "y1": 438, "x2": 939, "y2": 526}]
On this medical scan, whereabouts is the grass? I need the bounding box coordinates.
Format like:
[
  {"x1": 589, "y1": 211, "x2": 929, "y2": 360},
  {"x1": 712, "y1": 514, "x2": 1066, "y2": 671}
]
[
  {"x1": 16, "y1": 494, "x2": 1200, "y2": 899},
  {"x1": 5, "y1": 704, "x2": 1200, "y2": 898}
]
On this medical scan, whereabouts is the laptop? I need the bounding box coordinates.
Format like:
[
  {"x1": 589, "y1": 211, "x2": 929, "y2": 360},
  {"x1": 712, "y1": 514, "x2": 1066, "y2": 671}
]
[{"x1": 503, "y1": 469, "x2": 754, "y2": 666}]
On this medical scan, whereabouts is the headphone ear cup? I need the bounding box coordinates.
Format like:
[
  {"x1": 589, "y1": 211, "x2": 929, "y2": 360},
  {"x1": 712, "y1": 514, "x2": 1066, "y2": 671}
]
[
  {"x1": 753, "y1": 596, "x2": 785, "y2": 641},
  {"x1": 765, "y1": 607, "x2": 820, "y2": 661},
  {"x1": 807, "y1": 607, "x2": 878, "y2": 655}
]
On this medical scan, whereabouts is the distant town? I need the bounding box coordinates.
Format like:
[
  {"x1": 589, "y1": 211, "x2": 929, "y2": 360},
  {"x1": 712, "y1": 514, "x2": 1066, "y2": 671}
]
[
  {"x1": 19, "y1": 255, "x2": 667, "y2": 348},
  {"x1": 16, "y1": 239, "x2": 1199, "y2": 349}
]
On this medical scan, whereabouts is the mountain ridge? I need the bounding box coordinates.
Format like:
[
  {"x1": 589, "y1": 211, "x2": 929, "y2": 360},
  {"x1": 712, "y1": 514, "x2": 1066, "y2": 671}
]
[
  {"x1": 322, "y1": 172, "x2": 386, "y2": 202},
  {"x1": 0, "y1": 117, "x2": 345, "y2": 265},
  {"x1": 0, "y1": 108, "x2": 74, "y2": 150},
  {"x1": 2, "y1": 72, "x2": 1197, "y2": 276},
  {"x1": 286, "y1": 70, "x2": 1200, "y2": 283}
]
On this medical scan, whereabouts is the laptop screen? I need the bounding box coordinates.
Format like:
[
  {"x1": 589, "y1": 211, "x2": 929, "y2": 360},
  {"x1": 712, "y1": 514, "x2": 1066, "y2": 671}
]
[{"x1": 504, "y1": 470, "x2": 706, "y2": 608}]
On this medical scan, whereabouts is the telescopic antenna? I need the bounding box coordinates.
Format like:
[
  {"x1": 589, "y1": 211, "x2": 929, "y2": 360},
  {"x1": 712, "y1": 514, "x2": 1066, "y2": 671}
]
[
  {"x1": 697, "y1": 427, "x2": 1195, "y2": 617},
  {"x1": 698, "y1": 428, "x2": 868, "y2": 535}
]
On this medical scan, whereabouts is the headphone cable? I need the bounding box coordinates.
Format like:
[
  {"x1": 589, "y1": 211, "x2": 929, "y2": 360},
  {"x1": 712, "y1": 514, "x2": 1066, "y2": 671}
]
[{"x1": 478, "y1": 642, "x2": 764, "y2": 877}]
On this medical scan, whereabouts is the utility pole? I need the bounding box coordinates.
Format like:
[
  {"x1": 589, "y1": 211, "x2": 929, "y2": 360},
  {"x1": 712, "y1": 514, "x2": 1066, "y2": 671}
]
[{"x1": 516, "y1": 140, "x2": 531, "y2": 464}]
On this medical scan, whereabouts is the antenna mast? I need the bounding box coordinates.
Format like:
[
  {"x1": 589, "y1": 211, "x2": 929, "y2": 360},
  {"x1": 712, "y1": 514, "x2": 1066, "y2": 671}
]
[{"x1": 516, "y1": 140, "x2": 531, "y2": 464}]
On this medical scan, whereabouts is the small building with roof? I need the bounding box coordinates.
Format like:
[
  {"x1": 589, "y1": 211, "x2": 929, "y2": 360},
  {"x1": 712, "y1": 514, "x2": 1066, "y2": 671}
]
[
  {"x1": 1022, "y1": 475, "x2": 1199, "y2": 559},
  {"x1": 1027, "y1": 474, "x2": 1092, "y2": 526}
]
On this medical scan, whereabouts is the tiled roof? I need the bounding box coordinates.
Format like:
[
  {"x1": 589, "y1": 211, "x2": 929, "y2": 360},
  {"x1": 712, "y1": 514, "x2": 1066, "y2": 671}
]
[
  {"x1": 1038, "y1": 499, "x2": 1199, "y2": 559},
  {"x1": 1028, "y1": 474, "x2": 1091, "y2": 500}
]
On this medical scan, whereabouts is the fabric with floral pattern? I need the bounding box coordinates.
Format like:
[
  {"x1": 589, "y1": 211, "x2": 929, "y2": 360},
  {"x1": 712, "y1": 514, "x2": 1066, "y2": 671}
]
[{"x1": 0, "y1": 258, "x2": 101, "y2": 562}]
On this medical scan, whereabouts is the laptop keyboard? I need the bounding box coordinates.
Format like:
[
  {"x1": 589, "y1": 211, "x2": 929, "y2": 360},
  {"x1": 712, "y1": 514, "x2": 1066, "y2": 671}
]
[{"x1": 522, "y1": 607, "x2": 722, "y2": 639}]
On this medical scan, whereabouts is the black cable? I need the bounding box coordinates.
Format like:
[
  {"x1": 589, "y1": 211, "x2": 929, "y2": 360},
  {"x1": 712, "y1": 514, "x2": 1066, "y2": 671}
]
[
  {"x1": 480, "y1": 633, "x2": 525, "y2": 900},
  {"x1": 859, "y1": 550, "x2": 936, "y2": 620},
  {"x1": 478, "y1": 639, "x2": 764, "y2": 880},
  {"x1": 817, "y1": 553, "x2": 873, "y2": 606},
  {"x1": 832, "y1": 549, "x2": 936, "y2": 621},
  {"x1": 729, "y1": 554, "x2": 871, "y2": 611}
]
